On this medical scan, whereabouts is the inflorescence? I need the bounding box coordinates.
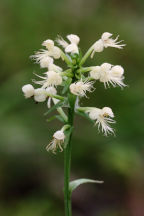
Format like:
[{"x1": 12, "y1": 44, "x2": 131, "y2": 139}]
[{"x1": 22, "y1": 32, "x2": 126, "y2": 153}]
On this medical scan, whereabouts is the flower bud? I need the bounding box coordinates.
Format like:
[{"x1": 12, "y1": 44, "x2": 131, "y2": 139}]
[
  {"x1": 34, "y1": 88, "x2": 47, "y2": 102},
  {"x1": 46, "y1": 86, "x2": 57, "y2": 95},
  {"x1": 22, "y1": 84, "x2": 34, "y2": 98},
  {"x1": 111, "y1": 65, "x2": 124, "y2": 77}
]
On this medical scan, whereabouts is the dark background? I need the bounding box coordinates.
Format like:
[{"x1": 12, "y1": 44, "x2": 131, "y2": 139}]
[{"x1": 0, "y1": 0, "x2": 144, "y2": 215}]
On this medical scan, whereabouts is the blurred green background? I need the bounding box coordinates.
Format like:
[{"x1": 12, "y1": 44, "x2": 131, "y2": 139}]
[{"x1": 0, "y1": 0, "x2": 144, "y2": 215}]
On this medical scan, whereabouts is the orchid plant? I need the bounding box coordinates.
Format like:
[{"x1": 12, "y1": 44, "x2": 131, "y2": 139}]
[{"x1": 22, "y1": 32, "x2": 126, "y2": 216}]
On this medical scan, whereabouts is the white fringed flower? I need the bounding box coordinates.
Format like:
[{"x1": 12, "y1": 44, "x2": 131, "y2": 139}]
[
  {"x1": 33, "y1": 71, "x2": 62, "y2": 88},
  {"x1": 99, "y1": 63, "x2": 125, "y2": 88},
  {"x1": 46, "y1": 87, "x2": 57, "y2": 108},
  {"x1": 70, "y1": 80, "x2": 94, "y2": 97},
  {"x1": 31, "y1": 39, "x2": 61, "y2": 63},
  {"x1": 101, "y1": 32, "x2": 125, "y2": 49},
  {"x1": 99, "y1": 63, "x2": 112, "y2": 85},
  {"x1": 34, "y1": 88, "x2": 47, "y2": 102},
  {"x1": 57, "y1": 34, "x2": 80, "y2": 54},
  {"x1": 89, "y1": 63, "x2": 125, "y2": 88},
  {"x1": 46, "y1": 130, "x2": 65, "y2": 154},
  {"x1": 42, "y1": 39, "x2": 61, "y2": 59},
  {"x1": 91, "y1": 32, "x2": 125, "y2": 57},
  {"x1": 85, "y1": 107, "x2": 115, "y2": 135},
  {"x1": 22, "y1": 84, "x2": 34, "y2": 98}
]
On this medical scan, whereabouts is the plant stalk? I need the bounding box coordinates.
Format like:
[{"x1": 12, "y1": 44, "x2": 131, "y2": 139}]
[
  {"x1": 64, "y1": 93, "x2": 76, "y2": 216},
  {"x1": 79, "y1": 46, "x2": 93, "y2": 66}
]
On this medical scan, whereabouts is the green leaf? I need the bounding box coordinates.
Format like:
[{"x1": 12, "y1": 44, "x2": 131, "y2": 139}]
[
  {"x1": 44, "y1": 100, "x2": 67, "y2": 116},
  {"x1": 76, "y1": 111, "x2": 95, "y2": 124},
  {"x1": 46, "y1": 115, "x2": 57, "y2": 122},
  {"x1": 55, "y1": 115, "x2": 65, "y2": 123},
  {"x1": 46, "y1": 115, "x2": 65, "y2": 123},
  {"x1": 69, "y1": 178, "x2": 103, "y2": 194}
]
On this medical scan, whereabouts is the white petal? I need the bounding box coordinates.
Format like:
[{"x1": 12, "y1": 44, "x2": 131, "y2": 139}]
[
  {"x1": 42, "y1": 39, "x2": 54, "y2": 50},
  {"x1": 102, "y1": 107, "x2": 114, "y2": 118},
  {"x1": 67, "y1": 34, "x2": 80, "y2": 45},
  {"x1": 53, "y1": 130, "x2": 65, "y2": 140},
  {"x1": 90, "y1": 66, "x2": 101, "y2": 80},
  {"x1": 40, "y1": 56, "x2": 53, "y2": 68},
  {"x1": 101, "y1": 32, "x2": 113, "y2": 41},
  {"x1": 92, "y1": 39, "x2": 104, "y2": 54},
  {"x1": 65, "y1": 44, "x2": 79, "y2": 54},
  {"x1": 101, "y1": 63, "x2": 112, "y2": 71},
  {"x1": 57, "y1": 37, "x2": 69, "y2": 48},
  {"x1": 49, "y1": 46, "x2": 61, "y2": 59},
  {"x1": 46, "y1": 86, "x2": 57, "y2": 95}
]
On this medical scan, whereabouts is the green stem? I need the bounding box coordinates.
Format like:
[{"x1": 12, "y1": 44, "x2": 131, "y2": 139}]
[
  {"x1": 47, "y1": 94, "x2": 65, "y2": 101},
  {"x1": 77, "y1": 67, "x2": 92, "y2": 73},
  {"x1": 61, "y1": 51, "x2": 72, "y2": 66},
  {"x1": 79, "y1": 46, "x2": 93, "y2": 66},
  {"x1": 64, "y1": 93, "x2": 76, "y2": 216}
]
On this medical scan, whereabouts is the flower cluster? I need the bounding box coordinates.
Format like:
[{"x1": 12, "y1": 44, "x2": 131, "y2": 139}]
[
  {"x1": 22, "y1": 33, "x2": 126, "y2": 153},
  {"x1": 89, "y1": 63, "x2": 125, "y2": 88}
]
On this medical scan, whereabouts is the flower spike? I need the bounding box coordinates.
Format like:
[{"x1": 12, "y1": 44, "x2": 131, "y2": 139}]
[{"x1": 22, "y1": 32, "x2": 126, "y2": 216}]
